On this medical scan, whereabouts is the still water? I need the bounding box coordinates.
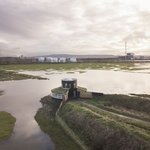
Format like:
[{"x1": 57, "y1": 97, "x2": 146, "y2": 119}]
[{"x1": 0, "y1": 70, "x2": 150, "y2": 150}]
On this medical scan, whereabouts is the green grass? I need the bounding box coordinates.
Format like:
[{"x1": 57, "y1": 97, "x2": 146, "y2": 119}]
[
  {"x1": 40, "y1": 95, "x2": 62, "y2": 117},
  {"x1": 36, "y1": 95, "x2": 150, "y2": 149},
  {"x1": 66, "y1": 71, "x2": 75, "y2": 74},
  {"x1": 35, "y1": 96, "x2": 82, "y2": 150},
  {"x1": 51, "y1": 87, "x2": 68, "y2": 94},
  {"x1": 0, "y1": 111, "x2": 16, "y2": 141},
  {"x1": 59, "y1": 101, "x2": 150, "y2": 149},
  {"x1": 0, "y1": 62, "x2": 145, "y2": 71},
  {"x1": 0, "y1": 70, "x2": 48, "y2": 81},
  {"x1": 86, "y1": 94, "x2": 150, "y2": 122}
]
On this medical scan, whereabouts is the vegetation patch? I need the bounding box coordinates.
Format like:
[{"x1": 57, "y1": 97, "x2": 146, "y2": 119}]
[
  {"x1": 34, "y1": 96, "x2": 82, "y2": 150},
  {"x1": 0, "y1": 62, "x2": 148, "y2": 71},
  {"x1": 130, "y1": 93, "x2": 150, "y2": 99},
  {"x1": 59, "y1": 101, "x2": 150, "y2": 150},
  {"x1": 86, "y1": 94, "x2": 150, "y2": 122},
  {"x1": 78, "y1": 71, "x2": 86, "y2": 73},
  {"x1": 0, "y1": 111, "x2": 16, "y2": 141},
  {"x1": 66, "y1": 71, "x2": 75, "y2": 74},
  {"x1": 51, "y1": 87, "x2": 68, "y2": 94},
  {"x1": 0, "y1": 70, "x2": 48, "y2": 81}
]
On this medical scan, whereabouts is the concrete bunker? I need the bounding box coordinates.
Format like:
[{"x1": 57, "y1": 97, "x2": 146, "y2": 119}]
[{"x1": 51, "y1": 78, "x2": 103, "y2": 100}]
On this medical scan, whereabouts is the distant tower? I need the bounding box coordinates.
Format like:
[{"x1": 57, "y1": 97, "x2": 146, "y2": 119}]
[{"x1": 125, "y1": 42, "x2": 127, "y2": 60}]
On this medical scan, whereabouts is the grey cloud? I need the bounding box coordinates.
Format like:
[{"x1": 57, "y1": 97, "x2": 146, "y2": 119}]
[
  {"x1": 123, "y1": 32, "x2": 149, "y2": 42},
  {"x1": 0, "y1": 0, "x2": 150, "y2": 56},
  {"x1": 0, "y1": 42, "x2": 21, "y2": 56}
]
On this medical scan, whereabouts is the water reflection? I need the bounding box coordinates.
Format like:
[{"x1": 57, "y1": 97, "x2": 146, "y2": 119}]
[
  {"x1": 0, "y1": 70, "x2": 150, "y2": 150},
  {"x1": 0, "y1": 80, "x2": 54, "y2": 150}
]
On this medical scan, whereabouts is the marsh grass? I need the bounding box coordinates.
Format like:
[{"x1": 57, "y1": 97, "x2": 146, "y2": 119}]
[
  {"x1": 86, "y1": 94, "x2": 150, "y2": 122},
  {"x1": 66, "y1": 71, "x2": 75, "y2": 74},
  {"x1": 59, "y1": 101, "x2": 150, "y2": 149},
  {"x1": 0, "y1": 62, "x2": 140, "y2": 71},
  {"x1": 51, "y1": 87, "x2": 68, "y2": 94},
  {"x1": 0, "y1": 111, "x2": 16, "y2": 141},
  {"x1": 35, "y1": 95, "x2": 150, "y2": 150},
  {"x1": 80, "y1": 104, "x2": 150, "y2": 141},
  {"x1": 0, "y1": 70, "x2": 47, "y2": 81}
]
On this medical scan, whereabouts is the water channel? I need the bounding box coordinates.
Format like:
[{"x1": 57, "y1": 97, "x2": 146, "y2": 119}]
[{"x1": 0, "y1": 70, "x2": 150, "y2": 150}]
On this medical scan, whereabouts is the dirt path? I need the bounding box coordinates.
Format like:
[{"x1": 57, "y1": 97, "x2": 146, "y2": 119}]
[{"x1": 80, "y1": 102, "x2": 150, "y2": 125}]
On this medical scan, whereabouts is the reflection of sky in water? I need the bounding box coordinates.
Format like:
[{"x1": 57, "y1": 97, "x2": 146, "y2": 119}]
[
  {"x1": 0, "y1": 80, "x2": 54, "y2": 150},
  {"x1": 0, "y1": 70, "x2": 150, "y2": 150},
  {"x1": 23, "y1": 69, "x2": 150, "y2": 94}
]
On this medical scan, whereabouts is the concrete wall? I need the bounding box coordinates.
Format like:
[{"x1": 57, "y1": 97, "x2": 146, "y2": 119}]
[
  {"x1": 63, "y1": 94, "x2": 68, "y2": 101},
  {"x1": 51, "y1": 92, "x2": 65, "y2": 100},
  {"x1": 80, "y1": 91, "x2": 92, "y2": 99}
]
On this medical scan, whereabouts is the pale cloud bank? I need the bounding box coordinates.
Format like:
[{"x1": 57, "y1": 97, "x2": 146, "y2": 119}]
[{"x1": 0, "y1": 0, "x2": 150, "y2": 56}]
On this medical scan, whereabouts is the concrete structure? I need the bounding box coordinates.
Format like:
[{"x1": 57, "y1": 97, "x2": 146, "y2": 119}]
[
  {"x1": 51, "y1": 86, "x2": 69, "y2": 100},
  {"x1": 46, "y1": 57, "x2": 53, "y2": 62},
  {"x1": 51, "y1": 78, "x2": 94, "y2": 100},
  {"x1": 59, "y1": 58, "x2": 66, "y2": 63},
  {"x1": 70, "y1": 57, "x2": 77, "y2": 62},
  {"x1": 52, "y1": 57, "x2": 58, "y2": 63},
  {"x1": 126, "y1": 53, "x2": 135, "y2": 60}
]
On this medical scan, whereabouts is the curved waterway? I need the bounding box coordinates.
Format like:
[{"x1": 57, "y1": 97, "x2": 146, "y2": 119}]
[
  {"x1": 0, "y1": 80, "x2": 54, "y2": 150},
  {"x1": 0, "y1": 70, "x2": 150, "y2": 150}
]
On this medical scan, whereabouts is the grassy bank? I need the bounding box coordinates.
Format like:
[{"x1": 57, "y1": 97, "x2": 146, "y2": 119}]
[
  {"x1": 0, "y1": 111, "x2": 16, "y2": 141},
  {"x1": 130, "y1": 93, "x2": 150, "y2": 99},
  {"x1": 86, "y1": 94, "x2": 150, "y2": 122},
  {"x1": 35, "y1": 95, "x2": 150, "y2": 150},
  {"x1": 59, "y1": 101, "x2": 150, "y2": 150},
  {"x1": 51, "y1": 87, "x2": 68, "y2": 94},
  {"x1": 0, "y1": 62, "x2": 148, "y2": 71},
  {"x1": 34, "y1": 96, "x2": 82, "y2": 150},
  {"x1": 0, "y1": 70, "x2": 47, "y2": 81}
]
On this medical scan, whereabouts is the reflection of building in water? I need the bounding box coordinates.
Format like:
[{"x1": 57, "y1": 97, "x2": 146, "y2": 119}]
[{"x1": 51, "y1": 78, "x2": 103, "y2": 101}]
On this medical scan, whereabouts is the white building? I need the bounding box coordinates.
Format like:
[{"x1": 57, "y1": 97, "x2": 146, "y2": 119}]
[
  {"x1": 59, "y1": 57, "x2": 66, "y2": 63},
  {"x1": 70, "y1": 57, "x2": 77, "y2": 62},
  {"x1": 38, "y1": 57, "x2": 45, "y2": 62},
  {"x1": 51, "y1": 57, "x2": 58, "y2": 63},
  {"x1": 46, "y1": 57, "x2": 53, "y2": 62}
]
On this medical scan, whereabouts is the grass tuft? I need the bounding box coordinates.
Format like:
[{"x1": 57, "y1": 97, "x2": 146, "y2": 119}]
[{"x1": 0, "y1": 111, "x2": 16, "y2": 141}]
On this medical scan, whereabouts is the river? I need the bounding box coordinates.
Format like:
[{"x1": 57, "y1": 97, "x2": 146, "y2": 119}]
[{"x1": 0, "y1": 69, "x2": 150, "y2": 150}]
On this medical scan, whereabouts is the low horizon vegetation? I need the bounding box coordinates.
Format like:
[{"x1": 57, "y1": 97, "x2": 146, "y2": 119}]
[
  {"x1": 0, "y1": 62, "x2": 150, "y2": 71},
  {"x1": 0, "y1": 70, "x2": 48, "y2": 81}
]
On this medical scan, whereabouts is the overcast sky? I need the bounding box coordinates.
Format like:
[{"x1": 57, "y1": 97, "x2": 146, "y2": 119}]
[{"x1": 0, "y1": 0, "x2": 150, "y2": 56}]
